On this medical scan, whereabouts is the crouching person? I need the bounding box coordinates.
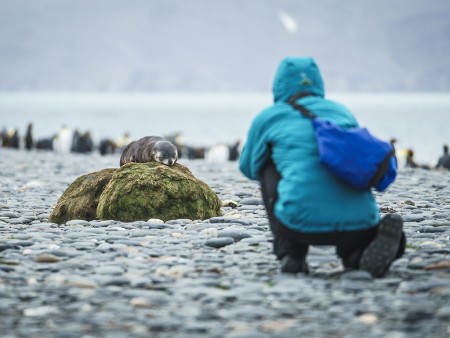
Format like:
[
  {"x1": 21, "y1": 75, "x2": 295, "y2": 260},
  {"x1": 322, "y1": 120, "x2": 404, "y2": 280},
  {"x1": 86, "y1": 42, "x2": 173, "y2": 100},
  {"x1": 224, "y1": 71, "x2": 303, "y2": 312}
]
[{"x1": 239, "y1": 57, "x2": 405, "y2": 277}]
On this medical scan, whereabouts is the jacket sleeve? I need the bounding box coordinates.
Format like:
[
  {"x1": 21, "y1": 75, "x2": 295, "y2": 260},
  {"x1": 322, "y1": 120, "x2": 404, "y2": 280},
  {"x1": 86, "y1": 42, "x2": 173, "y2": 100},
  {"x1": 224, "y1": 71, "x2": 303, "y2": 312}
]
[{"x1": 239, "y1": 113, "x2": 271, "y2": 181}]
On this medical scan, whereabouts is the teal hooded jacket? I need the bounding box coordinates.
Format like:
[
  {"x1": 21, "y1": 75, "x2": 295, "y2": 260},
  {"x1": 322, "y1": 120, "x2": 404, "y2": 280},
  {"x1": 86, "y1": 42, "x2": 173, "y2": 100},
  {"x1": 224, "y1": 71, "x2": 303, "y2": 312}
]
[{"x1": 239, "y1": 57, "x2": 380, "y2": 233}]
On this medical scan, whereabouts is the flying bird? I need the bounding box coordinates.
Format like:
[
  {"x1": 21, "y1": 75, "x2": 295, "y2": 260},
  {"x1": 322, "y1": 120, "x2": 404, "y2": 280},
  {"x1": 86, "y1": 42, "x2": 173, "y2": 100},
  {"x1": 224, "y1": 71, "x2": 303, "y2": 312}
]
[{"x1": 278, "y1": 11, "x2": 298, "y2": 34}]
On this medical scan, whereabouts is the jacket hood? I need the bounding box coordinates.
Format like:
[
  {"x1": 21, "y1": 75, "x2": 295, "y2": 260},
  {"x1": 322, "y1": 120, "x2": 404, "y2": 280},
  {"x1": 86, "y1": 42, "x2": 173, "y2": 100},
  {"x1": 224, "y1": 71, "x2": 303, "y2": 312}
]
[{"x1": 272, "y1": 57, "x2": 325, "y2": 102}]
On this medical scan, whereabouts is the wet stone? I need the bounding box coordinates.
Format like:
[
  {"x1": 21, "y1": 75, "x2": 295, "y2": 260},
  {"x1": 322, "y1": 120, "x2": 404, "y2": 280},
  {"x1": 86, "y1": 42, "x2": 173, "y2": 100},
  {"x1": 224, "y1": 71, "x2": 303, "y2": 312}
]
[
  {"x1": 341, "y1": 270, "x2": 373, "y2": 281},
  {"x1": 403, "y1": 214, "x2": 426, "y2": 222},
  {"x1": 96, "y1": 276, "x2": 130, "y2": 286},
  {"x1": 419, "y1": 226, "x2": 447, "y2": 233},
  {"x1": 35, "y1": 254, "x2": 62, "y2": 263},
  {"x1": 8, "y1": 217, "x2": 33, "y2": 224},
  {"x1": 204, "y1": 237, "x2": 235, "y2": 248},
  {"x1": 235, "y1": 191, "x2": 253, "y2": 198},
  {"x1": 95, "y1": 266, "x2": 125, "y2": 275},
  {"x1": 436, "y1": 306, "x2": 450, "y2": 319},
  {"x1": 0, "y1": 244, "x2": 21, "y2": 252},
  {"x1": 91, "y1": 220, "x2": 117, "y2": 227},
  {"x1": 0, "y1": 211, "x2": 19, "y2": 218},
  {"x1": 218, "y1": 227, "x2": 252, "y2": 241},
  {"x1": 129, "y1": 229, "x2": 156, "y2": 237},
  {"x1": 147, "y1": 223, "x2": 168, "y2": 229},
  {"x1": 239, "y1": 198, "x2": 263, "y2": 205},
  {"x1": 65, "y1": 220, "x2": 91, "y2": 226},
  {"x1": 209, "y1": 217, "x2": 254, "y2": 226},
  {"x1": 65, "y1": 232, "x2": 94, "y2": 239},
  {"x1": 2, "y1": 152, "x2": 450, "y2": 337}
]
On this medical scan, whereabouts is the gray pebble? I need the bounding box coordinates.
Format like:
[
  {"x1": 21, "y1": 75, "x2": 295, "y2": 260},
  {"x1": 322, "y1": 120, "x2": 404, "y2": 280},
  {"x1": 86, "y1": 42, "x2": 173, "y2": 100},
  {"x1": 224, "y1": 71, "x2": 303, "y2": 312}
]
[
  {"x1": 2, "y1": 151, "x2": 450, "y2": 337},
  {"x1": 204, "y1": 237, "x2": 235, "y2": 248}
]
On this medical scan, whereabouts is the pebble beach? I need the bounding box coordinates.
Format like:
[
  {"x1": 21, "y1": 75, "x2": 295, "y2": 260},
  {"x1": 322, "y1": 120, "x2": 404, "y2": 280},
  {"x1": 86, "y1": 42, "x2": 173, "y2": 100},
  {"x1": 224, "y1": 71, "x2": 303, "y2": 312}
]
[{"x1": 1, "y1": 149, "x2": 450, "y2": 338}]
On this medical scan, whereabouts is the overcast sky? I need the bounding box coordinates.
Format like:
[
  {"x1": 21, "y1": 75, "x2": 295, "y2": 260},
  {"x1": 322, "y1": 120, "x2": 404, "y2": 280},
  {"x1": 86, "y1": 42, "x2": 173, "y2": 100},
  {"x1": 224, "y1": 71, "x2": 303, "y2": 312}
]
[{"x1": 0, "y1": 0, "x2": 449, "y2": 92}]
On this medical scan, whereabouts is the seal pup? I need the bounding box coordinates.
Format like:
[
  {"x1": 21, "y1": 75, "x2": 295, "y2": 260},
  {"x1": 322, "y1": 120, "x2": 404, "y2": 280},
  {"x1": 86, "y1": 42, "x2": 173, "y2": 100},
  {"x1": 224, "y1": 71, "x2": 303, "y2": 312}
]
[{"x1": 120, "y1": 136, "x2": 178, "y2": 167}]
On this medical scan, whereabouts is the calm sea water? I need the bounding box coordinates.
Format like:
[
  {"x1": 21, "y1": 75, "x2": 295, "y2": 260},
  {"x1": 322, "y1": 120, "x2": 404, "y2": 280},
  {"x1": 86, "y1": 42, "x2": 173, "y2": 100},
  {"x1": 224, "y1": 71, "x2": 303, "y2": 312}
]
[{"x1": 0, "y1": 92, "x2": 449, "y2": 165}]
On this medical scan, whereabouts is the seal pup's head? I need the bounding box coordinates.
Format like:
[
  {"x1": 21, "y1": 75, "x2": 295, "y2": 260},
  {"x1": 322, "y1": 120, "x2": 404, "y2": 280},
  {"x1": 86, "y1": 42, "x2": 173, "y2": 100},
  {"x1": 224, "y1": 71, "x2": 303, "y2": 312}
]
[{"x1": 152, "y1": 140, "x2": 178, "y2": 165}]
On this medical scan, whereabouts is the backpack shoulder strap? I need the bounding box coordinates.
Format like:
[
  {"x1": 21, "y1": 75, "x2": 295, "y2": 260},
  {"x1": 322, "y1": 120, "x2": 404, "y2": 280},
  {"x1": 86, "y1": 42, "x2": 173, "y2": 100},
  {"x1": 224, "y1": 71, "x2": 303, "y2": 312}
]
[{"x1": 287, "y1": 92, "x2": 317, "y2": 120}]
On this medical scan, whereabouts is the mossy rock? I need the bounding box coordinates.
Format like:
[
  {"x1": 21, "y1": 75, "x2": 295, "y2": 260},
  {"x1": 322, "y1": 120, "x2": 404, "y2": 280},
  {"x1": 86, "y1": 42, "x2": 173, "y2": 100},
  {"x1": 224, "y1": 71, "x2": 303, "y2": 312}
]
[
  {"x1": 49, "y1": 168, "x2": 117, "y2": 223},
  {"x1": 96, "y1": 162, "x2": 221, "y2": 222}
]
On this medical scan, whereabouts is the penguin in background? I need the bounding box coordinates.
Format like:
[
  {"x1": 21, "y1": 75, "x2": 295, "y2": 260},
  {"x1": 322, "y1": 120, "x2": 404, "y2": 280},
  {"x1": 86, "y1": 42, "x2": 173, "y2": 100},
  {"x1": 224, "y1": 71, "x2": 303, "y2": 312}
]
[
  {"x1": 53, "y1": 125, "x2": 73, "y2": 153},
  {"x1": 25, "y1": 123, "x2": 33, "y2": 150},
  {"x1": 9, "y1": 129, "x2": 20, "y2": 149}
]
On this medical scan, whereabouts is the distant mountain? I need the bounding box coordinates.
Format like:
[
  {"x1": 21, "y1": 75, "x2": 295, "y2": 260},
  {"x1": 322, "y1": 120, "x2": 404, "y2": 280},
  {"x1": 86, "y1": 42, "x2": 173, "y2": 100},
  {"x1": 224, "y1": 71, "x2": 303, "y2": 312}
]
[{"x1": 0, "y1": 0, "x2": 449, "y2": 92}]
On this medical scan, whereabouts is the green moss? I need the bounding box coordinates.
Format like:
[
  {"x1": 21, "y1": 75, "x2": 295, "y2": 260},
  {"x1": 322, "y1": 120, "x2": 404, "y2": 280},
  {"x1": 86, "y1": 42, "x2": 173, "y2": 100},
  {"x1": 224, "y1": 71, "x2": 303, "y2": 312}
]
[
  {"x1": 48, "y1": 168, "x2": 117, "y2": 223},
  {"x1": 96, "y1": 162, "x2": 221, "y2": 222}
]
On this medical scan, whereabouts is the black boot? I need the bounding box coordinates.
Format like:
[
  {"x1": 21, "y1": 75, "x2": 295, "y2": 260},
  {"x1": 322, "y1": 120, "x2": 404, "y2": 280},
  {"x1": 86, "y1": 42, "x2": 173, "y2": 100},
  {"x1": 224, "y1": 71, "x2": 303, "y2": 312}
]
[
  {"x1": 359, "y1": 214, "x2": 404, "y2": 278},
  {"x1": 280, "y1": 255, "x2": 309, "y2": 274}
]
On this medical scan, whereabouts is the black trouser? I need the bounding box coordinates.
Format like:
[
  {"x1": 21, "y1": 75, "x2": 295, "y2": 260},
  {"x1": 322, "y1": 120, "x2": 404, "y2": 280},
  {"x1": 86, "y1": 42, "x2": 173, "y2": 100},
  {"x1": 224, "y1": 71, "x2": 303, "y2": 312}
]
[{"x1": 259, "y1": 160, "x2": 405, "y2": 267}]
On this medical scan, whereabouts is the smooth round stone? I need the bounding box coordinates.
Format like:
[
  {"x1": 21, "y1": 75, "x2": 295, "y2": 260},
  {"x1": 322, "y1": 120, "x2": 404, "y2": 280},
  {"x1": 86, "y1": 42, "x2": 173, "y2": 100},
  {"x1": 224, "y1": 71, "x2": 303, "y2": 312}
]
[
  {"x1": 185, "y1": 223, "x2": 216, "y2": 231},
  {"x1": 130, "y1": 277, "x2": 153, "y2": 288},
  {"x1": 209, "y1": 217, "x2": 233, "y2": 223},
  {"x1": 218, "y1": 228, "x2": 252, "y2": 241},
  {"x1": 47, "y1": 249, "x2": 79, "y2": 257},
  {"x1": 127, "y1": 221, "x2": 149, "y2": 227},
  {"x1": 229, "y1": 219, "x2": 255, "y2": 226},
  {"x1": 129, "y1": 229, "x2": 156, "y2": 237},
  {"x1": 433, "y1": 213, "x2": 449, "y2": 219},
  {"x1": 8, "y1": 240, "x2": 34, "y2": 247},
  {"x1": 402, "y1": 307, "x2": 435, "y2": 322},
  {"x1": 237, "y1": 205, "x2": 264, "y2": 211},
  {"x1": 146, "y1": 319, "x2": 181, "y2": 332},
  {"x1": 147, "y1": 218, "x2": 164, "y2": 224},
  {"x1": 0, "y1": 265, "x2": 15, "y2": 272},
  {"x1": 37, "y1": 213, "x2": 50, "y2": 220},
  {"x1": 0, "y1": 244, "x2": 21, "y2": 252},
  {"x1": 98, "y1": 276, "x2": 130, "y2": 286},
  {"x1": 432, "y1": 221, "x2": 450, "y2": 227},
  {"x1": 84, "y1": 228, "x2": 106, "y2": 234},
  {"x1": 419, "y1": 226, "x2": 447, "y2": 233},
  {"x1": 95, "y1": 266, "x2": 125, "y2": 275},
  {"x1": 403, "y1": 214, "x2": 426, "y2": 222},
  {"x1": 166, "y1": 219, "x2": 192, "y2": 225},
  {"x1": 339, "y1": 280, "x2": 368, "y2": 292},
  {"x1": 0, "y1": 211, "x2": 19, "y2": 218},
  {"x1": 35, "y1": 254, "x2": 62, "y2": 263},
  {"x1": 65, "y1": 276, "x2": 98, "y2": 289},
  {"x1": 204, "y1": 237, "x2": 235, "y2": 248},
  {"x1": 72, "y1": 241, "x2": 97, "y2": 250},
  {"x1": 65, "y1": 232, "x2": 94, "y2": 239},
  {"x1": 65, "y1": 220, "x2": 91, "y2": 226},
  {"x1": 130, "y1": 297, "x2": 153, "y2": 308},
  {"x1": 95, "y1": 242, "x2": 127, "y2": 252},
  {"x1": 397, "y1": 280, "x2": 450, "y2": 293},
  {"x1": 8, "y1": 217, "x2": 32, "y2": 224},
  {"x1": 23, "y1": 306, "x2": 59, "y2": 317},
  {"x1": 239, "y1": 198, "x2": 263, "y2": 206},
  {"x1": 147, "y1": 223, "x2": 168, "y2": 230},
  {"x1": 91, "y1": 220, "x2": 116, "y2": 227},
  {"x1": 341, "y1": 270, "x2": 373, "y2": 281},
  {"x1": 57, "y1": 259, "x2": 91, "y2": 270},
  {"x1": 209, "y1": 217, "x2": 253, "y2": 226},
  {"x1": 436, "y1": 306, "x2": 450, "y2": 319},
  {"x1": 235, "y1": 192, "x2": 253, "y2": 198},
  {"x1": 105, "y1": 235, "x2": 128, "y2": 243},
  {"x1": 199, "y1": 228, "x2": 218, "y2": 239},
  {"x1": 30, "y1": 223, "x2": 57, "y2": 228}
]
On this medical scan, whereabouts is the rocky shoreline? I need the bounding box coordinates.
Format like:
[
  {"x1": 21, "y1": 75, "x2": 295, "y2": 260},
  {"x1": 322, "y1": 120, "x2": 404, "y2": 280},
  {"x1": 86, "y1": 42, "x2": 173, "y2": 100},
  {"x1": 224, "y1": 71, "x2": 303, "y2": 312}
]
[{"x1": 1, "y1": 149, "x2": 450, "y2": 337}]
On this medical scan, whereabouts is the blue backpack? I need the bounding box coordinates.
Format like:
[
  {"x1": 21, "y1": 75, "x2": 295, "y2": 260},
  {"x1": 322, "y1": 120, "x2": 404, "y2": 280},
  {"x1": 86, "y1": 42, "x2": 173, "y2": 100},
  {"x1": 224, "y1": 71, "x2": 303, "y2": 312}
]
[{"x1": 288, "y1": 93, "x2": 397, "y2": 192}]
